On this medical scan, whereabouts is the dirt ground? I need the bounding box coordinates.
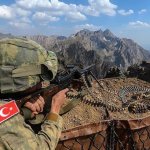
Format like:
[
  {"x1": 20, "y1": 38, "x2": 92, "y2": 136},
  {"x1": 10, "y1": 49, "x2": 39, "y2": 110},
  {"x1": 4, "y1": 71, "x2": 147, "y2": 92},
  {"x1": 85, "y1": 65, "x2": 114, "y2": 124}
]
[{"x1": 62, "y1": 77, "x2": 150, "y2": 130}]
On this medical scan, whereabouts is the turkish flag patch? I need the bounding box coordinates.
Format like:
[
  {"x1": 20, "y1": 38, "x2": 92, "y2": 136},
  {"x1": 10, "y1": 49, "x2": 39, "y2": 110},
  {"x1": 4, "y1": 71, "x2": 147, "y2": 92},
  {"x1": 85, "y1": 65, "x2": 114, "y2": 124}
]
[{"x1": 0, "y1": 100, "x2": 20, "y2": 124}]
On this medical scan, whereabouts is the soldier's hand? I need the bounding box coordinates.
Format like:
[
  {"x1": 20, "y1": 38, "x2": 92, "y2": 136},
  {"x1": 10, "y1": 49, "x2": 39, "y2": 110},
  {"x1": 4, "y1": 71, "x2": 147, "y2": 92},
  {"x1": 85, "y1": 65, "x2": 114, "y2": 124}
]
[
  {"x1": 51, "y1": 88, "x2": 69, "y2": 114},
  {"x1": 24, "y1": 95, "x2": 45, "y2": 116}
]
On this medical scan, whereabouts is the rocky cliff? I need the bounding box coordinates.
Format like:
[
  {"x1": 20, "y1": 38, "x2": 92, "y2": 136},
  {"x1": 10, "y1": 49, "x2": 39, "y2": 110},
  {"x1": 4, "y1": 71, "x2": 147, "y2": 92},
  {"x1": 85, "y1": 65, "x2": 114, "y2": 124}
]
[{"x1": 28, "y1": 29, "x2": 150, "y2": 78}]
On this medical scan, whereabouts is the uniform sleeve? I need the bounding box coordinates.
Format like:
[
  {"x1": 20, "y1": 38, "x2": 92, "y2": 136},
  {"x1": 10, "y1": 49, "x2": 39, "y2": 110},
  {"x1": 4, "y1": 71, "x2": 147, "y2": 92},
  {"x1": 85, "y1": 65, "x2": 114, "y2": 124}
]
[
  {"x1": 0, "y1": 112, "x2": 63, "y2": 150},
  {"x1": 36, "y1": 113, "x2": 63, "y2": 149}
]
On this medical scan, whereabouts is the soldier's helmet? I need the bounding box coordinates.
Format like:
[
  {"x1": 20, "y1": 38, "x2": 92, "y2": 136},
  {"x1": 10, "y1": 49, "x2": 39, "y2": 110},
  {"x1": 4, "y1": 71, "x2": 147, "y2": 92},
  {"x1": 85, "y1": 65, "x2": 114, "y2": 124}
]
[{"x1": 0, "y1": 37, "x2": 58, "y2": 94}]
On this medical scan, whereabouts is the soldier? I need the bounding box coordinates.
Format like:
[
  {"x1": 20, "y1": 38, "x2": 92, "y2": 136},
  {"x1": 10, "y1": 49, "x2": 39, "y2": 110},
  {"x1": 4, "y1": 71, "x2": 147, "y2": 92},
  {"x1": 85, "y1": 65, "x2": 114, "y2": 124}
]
[{"x1": 0, "y1": 37, "x2": 68, "y2": 149}]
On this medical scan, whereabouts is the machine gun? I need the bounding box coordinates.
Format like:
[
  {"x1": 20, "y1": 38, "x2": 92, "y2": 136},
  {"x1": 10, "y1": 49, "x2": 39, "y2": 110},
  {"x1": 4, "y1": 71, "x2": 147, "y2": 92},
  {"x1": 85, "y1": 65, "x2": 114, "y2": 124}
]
[{"x1": 18, "y1": 64, "x2": 95, "y2": 123}]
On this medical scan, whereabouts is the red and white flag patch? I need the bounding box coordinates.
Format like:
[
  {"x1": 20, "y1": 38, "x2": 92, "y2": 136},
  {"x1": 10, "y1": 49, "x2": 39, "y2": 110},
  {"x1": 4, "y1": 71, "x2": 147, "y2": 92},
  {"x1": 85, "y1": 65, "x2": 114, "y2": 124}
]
[{"x1": 0, "y1": 100, "x2": 20, "y2": 124}]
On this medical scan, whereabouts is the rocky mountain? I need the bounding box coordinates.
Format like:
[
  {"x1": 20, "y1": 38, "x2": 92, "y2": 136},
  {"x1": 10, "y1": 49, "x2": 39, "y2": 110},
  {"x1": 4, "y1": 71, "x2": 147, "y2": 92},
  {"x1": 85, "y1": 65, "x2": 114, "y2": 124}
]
[
  {"x1": 0, "y1": 33, "x2": 13, "y2": 39},
  {"x1": 27, "y1": 29, "x2": 150, "y2": 78},
  {"x1": 0, "y1": 30, "x2": 150, "y2": 78},
  {"x1": 27, "y1": 35, "x2": 67, "y2": 50}
]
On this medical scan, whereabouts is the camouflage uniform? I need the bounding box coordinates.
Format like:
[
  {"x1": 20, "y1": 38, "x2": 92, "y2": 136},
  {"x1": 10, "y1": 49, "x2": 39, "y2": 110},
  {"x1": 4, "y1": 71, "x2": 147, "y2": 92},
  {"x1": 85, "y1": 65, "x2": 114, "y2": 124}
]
[
  {"x1": 0, "y1": 38, "x2": 62, "y2": 150},
  {"x1": 0, "y1": 101, "x2": 63, "y2": 150}
]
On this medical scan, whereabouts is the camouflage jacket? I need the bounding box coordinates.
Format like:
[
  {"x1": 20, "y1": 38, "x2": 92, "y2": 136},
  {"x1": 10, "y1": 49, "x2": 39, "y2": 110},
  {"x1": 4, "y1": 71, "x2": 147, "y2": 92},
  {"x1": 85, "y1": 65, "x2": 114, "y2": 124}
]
[{"x1": 0, "y1": 101, "x2": 63, "y2": 150}]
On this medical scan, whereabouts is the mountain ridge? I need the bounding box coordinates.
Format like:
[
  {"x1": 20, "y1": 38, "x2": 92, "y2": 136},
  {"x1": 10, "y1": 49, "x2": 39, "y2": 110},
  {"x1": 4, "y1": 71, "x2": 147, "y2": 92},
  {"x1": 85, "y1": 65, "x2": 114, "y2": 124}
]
[{"x1": 0, "y1": 29, "x2": 150, "y2": 78}]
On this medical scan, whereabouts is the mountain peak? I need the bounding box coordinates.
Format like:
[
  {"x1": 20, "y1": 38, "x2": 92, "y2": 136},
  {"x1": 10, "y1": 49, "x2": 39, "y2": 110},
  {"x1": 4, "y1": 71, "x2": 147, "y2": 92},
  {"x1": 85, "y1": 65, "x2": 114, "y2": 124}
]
[
  {"x1": 103, "y1": 29, "x2": 115, "y2": 38},
  {"x1": 74, "y1": 29, "x2": 92, "y2": 37}
]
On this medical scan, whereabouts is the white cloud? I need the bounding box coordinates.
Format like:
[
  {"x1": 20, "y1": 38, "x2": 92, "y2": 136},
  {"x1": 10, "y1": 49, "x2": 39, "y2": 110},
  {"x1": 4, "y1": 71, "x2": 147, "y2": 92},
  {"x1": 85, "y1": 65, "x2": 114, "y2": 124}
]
[
  {"x1": 129, "y1": 21, "x2": 150, "y2": 28},
  {"x1": 9, "y1": 21, "x2": 30, "y2": 28},
  {"x1": 75, "y1": 24, "x2": 101, "y2": 31},
  {"x1": 0, "y1": 0, "x2": 118, "y2": 32},
  {"x1": 118, "y1": 9, "x2": 134, "y2": 16},
  {"x1": 16, "y1": 0, "x2": 87, "y2": 21},
  {"x1": 16, "y1": 0, "x2": 51, "y2": 9},
  {"x1": 33, "y1": 12, "x2": 59, "y2": 22},
  {"x1": 15, "y1": 7, "x2": 31, "y2": 17},
  {"x1": 0, "y1": 5, "x2": 32, "y2": 30},
  {"x1": 0, "y1": 5, "x2": 14, "y2": 19},
  {"x1": 16, "y1": 0, "x2": 117, "y2": 21},
  {"x1": 20, "y1": 17, "x2": 31, "y2": 23},
  {"x1": 83, "y1": 0, "x2": 117, "y2": 16},
  {"x1": 66, "y1": 12, "x2": 86, "y2": 21},
  {"x1": 0, "y1": 5, "x2": 31, "y2": 28},
  {"x1": 48, "y1": 1, "x2": 87, "y2": 21},
  {"x1": 138, "y1": 9, "x2": 147, "y2": 14}
]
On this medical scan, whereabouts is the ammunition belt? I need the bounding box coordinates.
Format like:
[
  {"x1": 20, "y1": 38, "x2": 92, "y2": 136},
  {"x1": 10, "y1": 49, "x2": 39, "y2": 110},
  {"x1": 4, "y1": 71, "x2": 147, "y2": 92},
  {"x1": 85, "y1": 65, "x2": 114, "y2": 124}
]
[
  {"x1": 128, "y1": 92, "x2": 150, "y2": 113},
  {"x1": 67, "y1": 75, "x2": 124, "y2": 112},
  {"x1": 118, "y1": 86, "x2": 150, "y2": 113},
  {"x1": 67, "y1": 77, "x2": 150, "y2": 114},
  {"x1": 118, "y1": 86, "x2": 150, "y2": 104}
]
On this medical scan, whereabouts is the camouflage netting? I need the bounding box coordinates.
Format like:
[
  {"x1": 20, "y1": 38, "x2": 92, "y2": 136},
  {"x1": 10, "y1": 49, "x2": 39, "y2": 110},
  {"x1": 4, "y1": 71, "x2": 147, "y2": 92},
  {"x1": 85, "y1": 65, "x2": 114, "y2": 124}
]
[{"x1": 56, "y1": 77, "x2": 150, "y2": 150}]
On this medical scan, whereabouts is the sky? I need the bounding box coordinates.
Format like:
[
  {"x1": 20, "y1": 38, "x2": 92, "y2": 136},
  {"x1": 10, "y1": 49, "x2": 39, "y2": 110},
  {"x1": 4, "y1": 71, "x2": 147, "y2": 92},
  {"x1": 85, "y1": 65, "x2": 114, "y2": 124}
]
[{"x1": 0, "y1": 0, "x2": 150, "y2": 50}]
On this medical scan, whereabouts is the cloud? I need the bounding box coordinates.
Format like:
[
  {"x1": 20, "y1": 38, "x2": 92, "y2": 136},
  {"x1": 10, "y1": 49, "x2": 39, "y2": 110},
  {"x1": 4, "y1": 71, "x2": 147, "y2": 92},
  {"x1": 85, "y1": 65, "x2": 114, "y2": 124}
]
[
  {"x1": 118, "y1": 9, "x2": 134, "y2": 16},
  {"x1": 66, "y1": 12, "x2": 86, "y2": 21},
  {"x1": 0, "y1": 4, "x2": 32, "y2": 29},
  {"x1": 16, "y1": 0, "x2": 87, "y2": 21},
  {"x1": 79, "y1": 0, "x2": 117, "y2": 16},
  {"x1": 0, "y1": 0, "x2": 118, "y2": 34},
  {"x1": 9, "y1": 21, "x2": 30, "y2": 28},
  {"x1": 15, "y1": 7, "x2": 31, "y2": 17},
  {"x1": 75, "y1": 24, "x2": 101, "y2": 31},
  {"x1": 138, "y1": 9, "x2": 147, "y2": 14},
  {"x1": 0, "y1": 4, "x2": 32, "y2": 31},
  {"x1": 0, "y1": 5, "x2": 14, "y2": 19},
  {"x1": 129, "y1": 21, "x2": 150, "y2": 28},
  {"x1": 15, "y1": 0, "x2": 117, "y2": 20},
  {"x1": 16, "y1": 0, "x2": 52, "y2": 9},
  {"x1": 20, "y1": 17, "x2": 31, "y2": 23},
  {"x1": 33, "y1": 12, "x2": 59, "y2": 22}
]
